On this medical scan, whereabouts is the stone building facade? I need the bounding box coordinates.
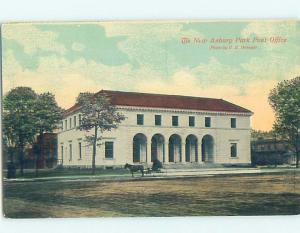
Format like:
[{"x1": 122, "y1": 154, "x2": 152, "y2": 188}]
[{"x1": 57, "y1": 90, "x2": 253, "y2": 168}]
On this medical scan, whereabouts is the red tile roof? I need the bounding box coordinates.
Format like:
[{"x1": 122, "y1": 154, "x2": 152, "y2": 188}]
[{"x1": 64, "y1": 90, "x2": 252, "y2": 116}]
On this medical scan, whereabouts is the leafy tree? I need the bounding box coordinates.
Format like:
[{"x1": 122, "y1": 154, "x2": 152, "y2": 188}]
[
  {"x1": 76, "y1": 92, "x2": 125, "y2": 174},
  {"x1": 33, "y1": 93, "x2": 63, "y2": 176},
  {"x1": 251, "y1": 129, "x2": 275, "y2": 141},
  {"x1": 269, "y1": 77, "x2": 300, "y2": 168},
  {"x1": 3, "y1": 87, "x2": 37, "y2": 175}
]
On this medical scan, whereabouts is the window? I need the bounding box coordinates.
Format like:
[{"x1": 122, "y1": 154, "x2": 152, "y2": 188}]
[
  {"x1": 79, "y1": 114, "x2": 82, "y2": 125},
  {"x1": 61, "y1": 145, "x2": 64, "y2": 162},
  {"x1": 155, "y1": 115, "x2": 162, "y2": 126},
  {"x1": 69, "y1": 144, "x2": 72, "y2": 161},
  {"x1": 105, "y1": 142, "x2": 114, "y2": 159},
  {"x1": 69, "y1": 117, "x2": 72, "y2": 129},
  {"x1": 65, "y1": 119, "x2": 67, "y2": 130},
  {"x1": 74, "y1": 116, "x2": 77, "y2": 127},
  {"x1": 172, "y1": 116, "x2": 179, "y2": 126},
  {"x1": 78, "y1": 142, "x2": 82, "y2": 159},
  {"x1": 231, "y1": 118, "x2": 236, "y2": 128},
  {"x1": 189, "y1": 116, "x2": 195, "y2": 127},
  {"x1": 230, "y1": 143, "x2": 237, "y2": 157},
  {"x1": 61, "y1": 121, "x2": 64, "y2": 130},
  {"x1": 137, "y1": 114, "x2": 144, "y2": 125},
  {"x1": 205, "y1": 117, "x2": 211, "y2": 127}
]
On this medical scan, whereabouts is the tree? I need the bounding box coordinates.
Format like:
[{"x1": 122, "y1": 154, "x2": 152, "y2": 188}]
[
  {"x1": 33, "y1": 93, "x2": 63, "y2": 176},
  {"x1": 76, "y1": 92, "x2": 125, "y2": 174},
  {"x1": 251, "y1": 129, "x2": 275, "y2": 141},
  {"x1": 269, "y1": 77, "x2": 300, "y2": 168},
  {"x1": 3, "y1": 87, "x2": 37, "y2": 175}
]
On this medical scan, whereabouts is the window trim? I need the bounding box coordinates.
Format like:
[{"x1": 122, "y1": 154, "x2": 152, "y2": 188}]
[
  {"x1": 205, "y1": 117, "x2": 211, "y2": 128},
  {"x1": 230, "y1": 143, "x2": 237, "y2": 158},
  {"x1": 172, "y1": 115, "x2": 179, "y2": 126},
  {"x1": 105, "y1": 141, "x2": 114, "y2": 159},
  {"x1": 78, "y1": 142, "x2": 82, "y2": 160},
  {"x1": 231, "y1": 118, "x2": 237, "y2": 128},
  {"x1": 189, "y1": 116, "x2": 195, "y2": 127},
  {"x1": 69, "y1": 117, "x2": 72, "y2": 129},
  {"x1": 69, "y1": 143, "x2": 73, "y2": 161},
  {"x1": 137, "y1": 114, "x2": 144, "y2": 125},
  {"x1": 61, "y1": 145, "x2": 64, "y2": 163},
  {"x1": 155, "y1": 115, "x2": 162, "y2": 126}
]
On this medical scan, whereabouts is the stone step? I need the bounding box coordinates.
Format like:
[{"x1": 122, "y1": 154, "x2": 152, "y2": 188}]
[{"x1": 163, "y1": 163, "x2": 224, "y2": 169}]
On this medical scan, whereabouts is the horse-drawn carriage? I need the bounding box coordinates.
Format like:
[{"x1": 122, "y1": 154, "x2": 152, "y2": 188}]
[{"x1": 124, "y1": 159, "x2": 164, "y2": 177}]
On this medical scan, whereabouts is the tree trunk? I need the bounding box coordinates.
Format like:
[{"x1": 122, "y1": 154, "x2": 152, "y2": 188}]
[
  {"x1": 36, "y1": 132, "x2": 44, "y2": 177},
  {"x1": 19, "y1": 145, "x2": 24, "y2": 176},
  {"x1": 296, "y1": 150, "x2": 299, "y2": 168},
  {"x1": 92, "y1": 127, "x2": 98, "y2": 175}
]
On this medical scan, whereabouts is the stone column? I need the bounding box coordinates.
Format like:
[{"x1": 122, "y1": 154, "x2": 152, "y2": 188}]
[
  {"x1": 197, "y1": 142, "x2": 203, "y2": 163},
  {"x1": 164, "y1": 142, "x2": 169, "y2": 164},
  {"x1": 146, "y1": 141, "x2": 152, "y2": 165},
  {"x1": 181, "y1": 143, "x2": 186, "y2": 163}
]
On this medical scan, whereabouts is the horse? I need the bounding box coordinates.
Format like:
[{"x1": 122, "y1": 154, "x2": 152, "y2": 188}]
[{"x1": 124, "y1": 163, "x2": 144, "y2": 177}]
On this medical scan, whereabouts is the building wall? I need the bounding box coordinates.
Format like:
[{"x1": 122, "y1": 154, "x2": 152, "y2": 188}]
[{"x1": 57, "y1": 106, "x2": 251, "y2": 167}]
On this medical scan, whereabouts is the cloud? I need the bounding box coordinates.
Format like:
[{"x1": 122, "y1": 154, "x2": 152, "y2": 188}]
[
  {"x1": 2, "y1": 52, "x2": 165, "y2": 109},
  {"x1": 136, "y1": 69, "x2": 278, "y2": 131},
  {"x1": 3, "y1": 21, "x2": 299, "y2": 131},
  {"x1": 2, "y1": 24, "x2": 66, "y2": 55},
  {"x1": 71, "y1": 42, "x2": 85, "y2": 52},
  {"x1": 100, "y1": 22, "x2": 204, "y2": 71},
  {"x1": 241, "y1": 21, "x2": 297, "y2": 38}
]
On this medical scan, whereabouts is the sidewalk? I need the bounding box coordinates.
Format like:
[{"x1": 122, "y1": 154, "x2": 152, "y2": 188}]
[{"x1": 4, "y1": 167, "x2": 299, "y2": 183}]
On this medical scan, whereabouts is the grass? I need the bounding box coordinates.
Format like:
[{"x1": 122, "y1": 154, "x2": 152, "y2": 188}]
[
  {"x1": 3, "y1": 171, "x2": 300, "y2": 218},
  {"x1": 4, "y1": 167, "x2": 129, "y2": 179}
]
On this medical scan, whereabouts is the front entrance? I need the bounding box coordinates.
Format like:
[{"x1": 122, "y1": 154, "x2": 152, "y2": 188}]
[
  {"x1": 186, "y1": 135, "x2": 198, "y2": 162},
  {"x1": 133, "y1": 133, "x2": 147, "y2": 163},
  {"x1": 151, "y1": 134, "x2": 165, "y2": 162},
  {"x1": 169, "y1": 134, "x2": 182, "y2": 162},
  {"x1": 201, "y1": 135, "x2": 214, "y2": 162}
]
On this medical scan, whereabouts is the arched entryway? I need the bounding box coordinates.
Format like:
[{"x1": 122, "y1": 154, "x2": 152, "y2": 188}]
[
  {"x1": 169, "y1": 134, "x2": 182, "y2": 162},
  {"x1": 151, "y1": 134, "x2": 165, "y2": 162},
  {"x1": 186, "y1": 135, "x2": 198, "y2": 162},
  {"x1": 133, "y1": 133, "x2": 147, "y2": 163},
  {"x1": 201, "y1": 135, "x2": 214, "y2": 162}
]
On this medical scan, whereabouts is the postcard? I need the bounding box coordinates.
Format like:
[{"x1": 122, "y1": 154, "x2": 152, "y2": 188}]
[{"x1": 1, "y1": 20, "x2": 299, "y2": 218}]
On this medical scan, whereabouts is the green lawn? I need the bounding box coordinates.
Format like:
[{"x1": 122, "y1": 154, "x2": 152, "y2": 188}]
[
  {"x1": 4, "y1": 167, "x2": 129, "y2": 179},
  {"x1": 3, "y1": 172, "x2": 300, "y2": 217}
]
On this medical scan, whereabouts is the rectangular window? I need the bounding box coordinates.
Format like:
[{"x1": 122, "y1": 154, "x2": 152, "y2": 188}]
[
  {"x1": 79, "y1": 114, "x2": 82, "y2": 125},
  {"x1": 172, "y1": 116, "x2": 179, "y2": 126},
  {"x1": 78, "y1": 142, "x2": 82, "y2": 159},
  {"x1": 230, "y1": 143, "x2": 237, "y2": 157},
  {"x1": 155, "y1": 115, "x2": 162, "y2": 126},
  {"x1": 231, "y1": 118, "x2": 236, "y2": 128},
  {"x1": 189, "y1": 116, "x2": 195, "y2": 127},
  {"x1": 69, "y1": 144, "x2": 72, "y2": 161},
  {"x1": 69, "y1": 117, "x2": 72, "y2": 129},
  {"x1": 61, "y1": 121, "x2": 64, "y2": 130},
  {"x1": 137, "y1": 114, "x2": 144, "y2": 125},
  {"x1": 61, "y1": 145, "x2": 64, "y2": 162},
  {"x1": 105, "y1": 142, "x2": 114, "y2": 159},
  {"x1": 205, "y1": 117, "x2": 211, "y2": 127},
  {"x1": 65, "y1": 119, "x2": 67, "y2": 130},
  {"x1": 74, "y1": 116, "x2": 77, "y2": 127}
]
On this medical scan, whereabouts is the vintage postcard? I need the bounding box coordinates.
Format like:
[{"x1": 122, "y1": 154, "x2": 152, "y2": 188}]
[{"x1": 1, "y1": 20, "x2": 299, "y2": 218}]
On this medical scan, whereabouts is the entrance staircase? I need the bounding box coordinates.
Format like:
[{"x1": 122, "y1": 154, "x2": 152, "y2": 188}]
[{"x1": 163, "y1": 162, "x2": 224, "y2": 169}]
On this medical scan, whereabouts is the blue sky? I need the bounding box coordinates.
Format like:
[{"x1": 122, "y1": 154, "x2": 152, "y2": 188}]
[{"x1": 2, "y1": 20, "x2": 299, "y2": 130}]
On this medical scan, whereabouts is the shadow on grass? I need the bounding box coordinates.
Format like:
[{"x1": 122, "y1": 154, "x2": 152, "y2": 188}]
[{"x1": 3, "y1": 173, "x2": 300, "y2": 218}]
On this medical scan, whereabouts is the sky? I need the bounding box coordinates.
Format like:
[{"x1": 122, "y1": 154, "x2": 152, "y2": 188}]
[{"x1": 2, "y1": 20, "x2": 300, "y2": 131}]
